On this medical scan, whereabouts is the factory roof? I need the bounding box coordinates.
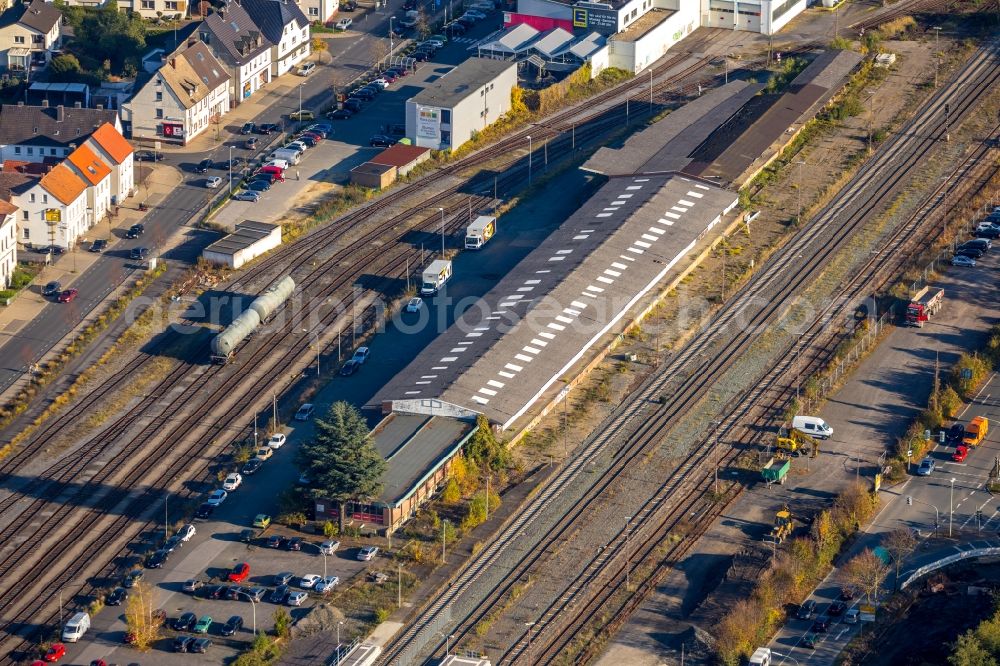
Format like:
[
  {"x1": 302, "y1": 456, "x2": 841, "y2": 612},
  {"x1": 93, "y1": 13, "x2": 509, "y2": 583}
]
[
  {"x1": 611, "y1": 8, "x2": 675, "y2": 42},
  {"x1": 203, "y1": 220, "x2": 279, "y2": 255},
  {"x1": 374, "y1": 413, "x2": 475, "y2": 506},
  {"x1": 531, "y1": 28, "x2": 575, "y2": 58},
  {"x1": 410, "y1": 58, "x2": 516, "y2": 108},
  {"x1": 369, "y1": 143, "x2": 431, "y2": 168},
  {"x1": 372, "y1": 174, "x2": 738, "y2": 429}
]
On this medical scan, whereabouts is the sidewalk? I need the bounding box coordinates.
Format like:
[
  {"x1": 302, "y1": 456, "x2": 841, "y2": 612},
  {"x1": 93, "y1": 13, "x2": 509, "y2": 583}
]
[{"x1": 0, "y1": 162, "x2": 182, "y2": 402}]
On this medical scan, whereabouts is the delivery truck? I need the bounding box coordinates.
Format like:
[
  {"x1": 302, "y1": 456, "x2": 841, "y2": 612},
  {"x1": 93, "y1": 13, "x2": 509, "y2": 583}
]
[
  {"x1": 421, "y1": 259, "x2": 452, "y2": 295},
  {"x1": 465, "y1": 215, "x2": 497, "y2": 249}
]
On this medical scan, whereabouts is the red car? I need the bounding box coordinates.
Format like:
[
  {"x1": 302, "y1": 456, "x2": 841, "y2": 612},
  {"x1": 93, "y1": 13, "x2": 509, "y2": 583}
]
[
  {"x1": 57, "y1": 289, "x2": 78, "y2": 303},
  {"x1": 43, "y1": 644, "x2": 66, "y2": 662},
  {"x1": 953, "y1": 445, "x2": 969, "y2": 462},
  {"x1": 228, "y1": 562, "x2": 250, "y2": 583}
]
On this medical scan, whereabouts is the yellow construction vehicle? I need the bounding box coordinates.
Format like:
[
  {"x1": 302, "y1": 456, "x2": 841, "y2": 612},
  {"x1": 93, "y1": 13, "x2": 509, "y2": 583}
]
[
  {"x1": 764, "y1": 506, "x2": 794, "y2": 544},
  {"x1": 775, "y1": 428, "x2": 819, "y2": 458}
]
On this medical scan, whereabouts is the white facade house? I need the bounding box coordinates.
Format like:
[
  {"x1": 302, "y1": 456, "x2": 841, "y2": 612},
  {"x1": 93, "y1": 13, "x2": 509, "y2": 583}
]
[
  {"x1": 0, "y1": 200, "x2": 17, "y2": 289},
  {"x1": 85, "y1": 122, "x2": 135, "y2": 205},
  {"x1": 0, "y1": 0, "x2": 62, "y2": 75},
  {"x1": 297, "y1": 0, "x2": 338, "y2": 24},
  {"x1": 123, "y1": 40, "x2": 231, "y2": 145},
  {"x1": 405, "y1": 59, "x2": 518, "y2": 153},
  {"x1": 241, "y1": 0, "x2": 311, "y2": 78},
  {"x1": 199, "y1": 2, "x2": 274, "y2": 106},
  {"x1": 65, "y1": 143, "x2": 112, "y2": 226},
  {"x1": 61, "y1": 0, "x2": 188, "y2": 21},
  {"x1": 0, "y1": 102, "x2": 121, "y2": 166},
  {"x1": 0, "y1": 164, "x2": 89, "y2": 250}
]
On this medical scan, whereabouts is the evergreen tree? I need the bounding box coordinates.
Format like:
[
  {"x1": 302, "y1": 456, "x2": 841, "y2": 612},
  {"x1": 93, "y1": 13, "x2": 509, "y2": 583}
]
[{"x1": 297, "y1": 402, "x2": 385, "y2": 532}]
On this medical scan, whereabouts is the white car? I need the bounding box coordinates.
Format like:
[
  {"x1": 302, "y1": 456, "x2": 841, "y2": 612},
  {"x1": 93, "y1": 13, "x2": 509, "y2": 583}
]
[
  {"x1": 264, "y1": 159, "x2": 290, "y2": 170},
  {"x1": 421, "y1": 39, "x2": 444, "y2": 49},
  {"x1": 255, "y1": 446, "x2": 274, "y2": 461},
  {"x1": 319, "y1": 540, "x2": 341, "y2": 555},
  {"x1": 335, "y1": 17, "x2": 352, "y2": 30},
  {"x1": 316, "y1": 576, "x2": 340, "y2": 593},
  {"x1": 287, "y1": 591, "x2": 308, "y2": 606},
  {"x1": 299, "y1": 574, "x2": 321, "y2": 589},
  {"x1": 469, "y1": 1, "x2": 493, "y2": 9},
  {"x1": 952, "y1": 255, "x2": 977, "y2": 267},
  {"x1": 206, "y1": 489, "x2": 228, "y2": 506},
  {"x1": 297, "y1": 62, "x2": 316, "y2": 76},
  {"x1": 269, "y1": 433, "x2": 287, "y2": 449},
  {"x1": 370, "y1": 78, "x2": 391, "y2": 89},
  {"x1": 406, "y1": 297, "x2": 423, "y2": 313},
  {"x1": 177, "y1": 524, "x2": 196, "y2": 542},
  {"x1": 465, "y1": 9, "x2": 487, "y2": 18},
  {"x1": 352, "y1": 347, "x2": 370, "y2": 364},
  {"x1": 357, "y1": 546, "x2": 379, "y2": 561},
  {"x1": 206, "y1": 176, "x2": 223, "y2": 188},
  {"x1": 222, "y1": 473, "x2": 242, "y2": 491}
]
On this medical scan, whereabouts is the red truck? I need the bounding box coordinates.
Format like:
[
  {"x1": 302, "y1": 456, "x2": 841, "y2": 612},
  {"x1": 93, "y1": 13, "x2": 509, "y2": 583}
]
[{"x1": 906, "y1": 286, "x2": 944, "y2": 327}]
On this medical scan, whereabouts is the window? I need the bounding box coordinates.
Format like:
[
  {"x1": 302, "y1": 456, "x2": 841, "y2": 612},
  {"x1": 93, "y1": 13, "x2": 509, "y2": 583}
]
[
  {"x1": 29, "y1": 194, "x2": 35, "y2": 203},
  {"x1": 49, "y1": 148, "x2": 56, "y2": 156},
  {"x1": 165, "y1": 1, "x2": 178, "y2": 9},
  {"x1": 13, "y1": 147, "x2": 20, "y2": 155},
  {"x1": 309, "y1": 7, "x2": 318, "y2": 15},
  {"x1": 441, "y1": 109, "x2": 451, "y2": 124},
  {"x1": 13, "y1": 36, "x2": 24, "y2": 44},
  {"x1": 155, "y1": 91, "x2": 162, "y2": 101},
  {"x1": 32, "y1": 35, "x2": 43, "y2": 44},
  {"x1": 156, "y1": 108, "x2": 164, "y2": 119},
  {"x1": 441, "y1": 130, "x2": 451, "y2": 145},
  {"x1": 42, "y1": 194, "x2": 47, "y2": 204},
  {"x1": 26, "y1": 147, "x2": 32, "y2": 156},
  {"x1": 141, "y1": 0, "x2": 154, "y2": 7}
]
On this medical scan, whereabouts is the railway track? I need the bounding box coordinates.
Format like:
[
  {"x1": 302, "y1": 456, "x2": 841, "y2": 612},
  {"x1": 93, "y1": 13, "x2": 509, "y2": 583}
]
[
  {"x1": 0, "y1": 44, "x2": 739, "y2": 661},
  {"x1": 379, "y1": 42, "x2": 1000, "y2": 665}
]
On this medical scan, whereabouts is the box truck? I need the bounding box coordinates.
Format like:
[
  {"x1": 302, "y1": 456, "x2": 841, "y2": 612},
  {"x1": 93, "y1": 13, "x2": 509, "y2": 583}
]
[
  {"x1": 465, "y1": 215, "x2": 496, "y2": 249},
  {"x1": 421, "y1": 259, "x2": 452, "y2": 295}
]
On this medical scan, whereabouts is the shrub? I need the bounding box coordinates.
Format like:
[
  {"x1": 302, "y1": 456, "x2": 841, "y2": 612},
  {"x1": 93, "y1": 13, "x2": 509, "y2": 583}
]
[
  {"x1": 374, "y1": 608, "x2": 391, "y2": 624},
  {"x1": 952, "y1": 352, "x2": 991, "y2": 398},
  {"x1": 441, "y1": 478, "x2": 461, "y2": 505},
  {"x1": 322, "y1": 520, "x2": 338, "y2": 538}
]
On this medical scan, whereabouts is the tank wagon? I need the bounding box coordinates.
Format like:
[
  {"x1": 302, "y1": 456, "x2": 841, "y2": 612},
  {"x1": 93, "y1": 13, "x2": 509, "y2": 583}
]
[{"x1": 211, "y1": 276, "x2": 295, "y2": 363}]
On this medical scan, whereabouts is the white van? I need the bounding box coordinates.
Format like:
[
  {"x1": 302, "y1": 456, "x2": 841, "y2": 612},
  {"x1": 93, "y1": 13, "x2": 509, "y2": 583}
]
[
  {"x1": 792, "y1": 415, "x2": 833, "y2": 440},
  {"x1": 62, "y1": 612, "x2": 90, "y2": 642},
  {"x1": 269, "y1": 149, "x2": 301, "y2": 165},
  {"x1": 263, "y1": 159, "x2": 290, "y2": 170}
]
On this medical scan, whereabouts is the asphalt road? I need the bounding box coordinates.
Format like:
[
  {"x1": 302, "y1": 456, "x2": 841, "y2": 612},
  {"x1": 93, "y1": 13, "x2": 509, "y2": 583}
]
[
  {"x1": 769, "y1": 248, "x2": 1000, "y2": 665},
  {"x1": 0, "y1": 0, "x2": 493, "y2": 396}
]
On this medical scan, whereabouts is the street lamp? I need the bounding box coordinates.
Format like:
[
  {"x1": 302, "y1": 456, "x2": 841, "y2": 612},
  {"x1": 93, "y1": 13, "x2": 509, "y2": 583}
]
[
  {"x1": 337, "y1": 620, "x2": 344, "y2": 662},
  {"x1": 389, "y1": 17, "x2": 396, "y2": 62},
  {"x1": 298, "y1": 83, "x2": 304, "y2": 120},
  {"x1": 794, "y1": 160, "x2": 807, "y2": 224},
  {"x1": 624, "y1": 516, "x2": 632, "y2": 589},
  {"x1": 236, "y1": 591, "x2": 257, "y2": 634},
  {"x1": 950, "y1": 477, "x2": 956, "y2": 537},
  {"x1": 526, "y1": 135, "x2": 532, "y2": 185},
  {"x1": 907, "y1": 495, "x2": 940, "y2": 536},
  {"x1": 228, "y1": 145, "x2": 233, "y2": 194},
  {"x1": 438, "y1": 207, "x2": 445, "y2": 256},
  {"x1": 446, "y1": 633, "x2": 455, "y2": 655}
]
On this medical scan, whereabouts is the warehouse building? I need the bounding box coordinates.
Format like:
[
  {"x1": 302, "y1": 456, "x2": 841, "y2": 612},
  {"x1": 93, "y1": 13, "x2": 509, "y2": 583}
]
[
  {"x1": 202, "y1": 220, "x2": 281, "y2": 268},
  {"x1": 405, "y1": 58, "x2": 518, "y2": 152}
]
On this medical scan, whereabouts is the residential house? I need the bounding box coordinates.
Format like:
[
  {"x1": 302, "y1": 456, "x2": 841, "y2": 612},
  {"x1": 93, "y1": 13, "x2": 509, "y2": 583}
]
[
  {"x1": 199, "y1": 2, "x2": 273, "y2": 106},
  {"x1": 85, "y1": 122, "x2": 135, "y2": 204},
  {"x1": 64, "y1": 143, "x2": 111, "y2": 225},
  {"x1": 0, "y1": 0, "x2": 62, "y2": 76},
  {"x1": 297, "y1": 0, "x2": 338, "y2": 25},
  {"x1": 123, "y1": 40, "x2": 231, "y2": 145},
  {"x1": 62, "y1": 0, "x2": 189, "y2": 20},
  {"x1": 241, "y1": 0, "x2": 310, "y2": 78},
  {"x1": 0, "y1": 163, "x2": 89, "y2": 250},
  {"x1": 0, "y1": 102, "x2": 121, "y2": 166},
  {"x1": 0, "y1": 198, "x2": 17, "y2": 289}
]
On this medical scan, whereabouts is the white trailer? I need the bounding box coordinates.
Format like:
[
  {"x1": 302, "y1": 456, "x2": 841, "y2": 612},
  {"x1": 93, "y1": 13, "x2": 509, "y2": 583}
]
[
  {"x1": 421, "y1": 259, "x2": 452, "y2": 295},
  {"x1": 465, "y1": 215, "x2": 496, "y2": 249}
]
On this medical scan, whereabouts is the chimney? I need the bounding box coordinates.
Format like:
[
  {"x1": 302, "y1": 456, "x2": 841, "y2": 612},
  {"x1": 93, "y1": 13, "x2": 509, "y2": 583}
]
[
  {"x1": 16, "y1": 101, "x2": 23, "y2": 106},
  {"x1": 96, "y1": 104, "x2": 103, "y2": 110},
  {"x1": 74, "y1": 101, "x2": 82, "y2": 108},
  {"x1": 56, "y1": 105, "x2": 64, "y2": 122},
  {"x1": 41, "y1": 99, "x2": 48, "y2": 107},
  {"x1": 170, "y1": 58, "x2": 177, "y2": 68}
]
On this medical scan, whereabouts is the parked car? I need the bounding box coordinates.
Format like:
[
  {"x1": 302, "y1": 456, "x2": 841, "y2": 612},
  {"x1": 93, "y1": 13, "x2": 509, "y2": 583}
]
[
  {"x1": 195, "y1": 503, "x2": 215, "y2": 519},
  {"x1": 370, "y1": 134, "x2": 396, "y2": 147},
  {"x1": 957, "y1": 246, "x2": 985, "y2": 259},
  {"x1": 828, "y1": 600, "x2": 846, "y2": 616},
  {"x1": 340, "y1": 360, "x2": 359, "y2": 376},
  {"x1": 42, "y1": 281, "x2": 61, "y2": 297},
  {"x1": 194, "y1": 616, "x2": 213, "y2": 634},
  {"x1": 206, "y1": 176, "x2": 223, "y2": 188},
  {"x1": 811, "y1": 618, "x2": 830, "y2": 633},
  {"x1": 269, "y1": 433, "x2": 286, "y2": 449},
  {"x1": 269, "y1": 585, "x2": 290, "y2": 604},
  {"x1": 953, "y1": 444, "x2": 969, "y2": 462},
  {"x1": 255, "y1": 446, "x2": 274, "y2": 461},
  {"x1": 287, "y1": 591, "x2": 308, "y2": 606},
  {"x1": 191, "y1": 638, "x2": 212, "y2": 654},
  {"x1": 406, "y1": 297, "x2": 423, "y2": 313},
  {"x1": 206, "y1": 584, "x2": 228, "y2": 600},
  {"x1": 252, "y1": 172, "x2": 280, "y2": 186},
  {"x1": 295, "y1": 403, "x2": 315, "y2": 420},
  {"x1": 207, "y1": 489, "x2": 228, "y2": 505},
  {"x1": 315, "y1": 575, "x2": 340, "y2": 593},
  {"x1": 844, "y1": 608, "x2": 860, "y2": 624},
  {"x1": 329, "y1": 108, "x2": 353, "y2": 120},
  {"x1": 242, "y1": 458, "x2": 264, "y2": 475},
  {"x1": 173, "y1": 636, "x2": 194, "y2": 653},
  {"x1": 57, "y1": 289, "x2": 79, "y2": 303},
  {"x1": 320, "y1": 539, "x2": 340, "y2": 555},
  {"x1": 975, "y1": 226, "x2": 1000, "y2": 239},
  {"x1": 352, "y1": 347, "x2": 370, "y2": 364},
  {"x1": 297, "y1": 62, "x2": 317, "y2": 76},
  {"x1": 797, "y1": 599, "x2": 817, "y2": 620},
  {"x1": 352, "y1": 89, "x2": 376, "y2": 101},
  {"x1": 182, "y1": 579, "x2": 202, "y2": 593},
  {"x1": 225, "y1": 586, "x2": 245, "y2": 601},
  {"x1": 273, "y1": 572, "x2": 295, "y2": 585},
  {"x1": 134, "y1": 150, "x2": 163, "y2": 162},
  {"x1": 221, "y1": 615, "x2": 244, "y2": 636},
  {"x1": 240, "y1": 529, "x2": 256, "y2": 543},
  {"x1": 267, "y1": 534, "x2": 284, "y2": 548},
  {"x1": 145, "y1": 549, "x2": 169, "y2": 568},
  {"x1": 245, "y1": 586, "x2": 267, "y2": 602},
  {"x1": 247, "y1": 180, "x2": 272, "y2": 192},
  {"x1": 344, "y1": 98, "x2": 364, "y2": 113},
  {"x1": 290, "y1": 110, "x2": 315, "y2": 121},
  {"x1": 335, "y1": 17, "x2": 352, "y2": 29},
  {"x1": 801, "y1": 633, "x2": 818, "y2": 649},
  {"x1": 412, "y1": 50, "x2": 431, "y2": 61},
  {"x1": 917, "y1": 457, "x2": 936, "y2": 475},
  {"x1": 241, "y1": 122, "x2": 257, "y2": 135},
  {"x1": 223, "y1": 473, "x2": 243, "y2": 491},
  {"x1": 299, "y1": 574, "x2": 321, "y2": 589},
  {"x1": 371, "y1": 77, "x2": 391, "y2": 88},
  {"x1": 286, "y1": 537, "x2": 303, "y2": 551},
  {"x1": 341, "y1": 0, "x2": 357, "y2": 9},
  {"x1": 89, "y1": 239, "x2": 107, "y2": 252},
  {"x1": 196, "y1": 158, "x2": 213, "y2": 173},
  {"x1": 259, "y1": 123, "x2": 280, "y2": 134},
  {"x1": 245, "y1": 137, "x2": 259, "y2": 150},
  {"x1": 234, "y1": 190, "x2": 262, "y2": 202},
  {"x1": 358, "y1": 546, "x2": 379, "y2": 561},
  {"x1": 106, "y1": 587, "x2": 127, "y2": 606},
  {"x1": 126, "y1": 223, "x2": 144, "y2": 238},
  {"x1": 952, "y1": 254, "x2": 976, "y2": 267},
  {"x1": 43, "y1": 644, "x2": 66, "y2": 662},
  {"x1": 253, "y1": 514, "x2": 272, "y2": 528},
  {"x1": 295, "y1": 134, "x2": 319, "y2": 147},
  {"x1": 129, "y1": 247, "x2": 149, "y2": 261},
  {"x1": 163, "y1": 534, "x2": 183, "y2": 552},
  {"x1": 172, "y1": 612, "x2": 197, "y2": 631}
]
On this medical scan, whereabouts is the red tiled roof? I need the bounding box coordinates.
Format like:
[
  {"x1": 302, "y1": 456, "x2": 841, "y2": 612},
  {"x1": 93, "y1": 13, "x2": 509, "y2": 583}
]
[
  {"x1": 369, "y1": 144, "x2": 431, "y2": 168},
  {"x1": 66, "y1": 144, "x2": 111, "y2": 186},
  {"x1": 39, "y1": 164, "x2": 87, "y2": 206},
  {"x1": 88, "y1": 122, "x2": 133, "y2": 164}
]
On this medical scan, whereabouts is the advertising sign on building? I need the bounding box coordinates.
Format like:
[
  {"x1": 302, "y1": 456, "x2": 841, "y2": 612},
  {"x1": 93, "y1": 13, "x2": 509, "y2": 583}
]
[
  {"x1": 44, "y1": 208, "x2": 61, "y2": 222},
  {"x1": 416, "y1": 106, "x2": 441, "y2": 141},
  {"x1": 162, "y1": 123, "x2": 184, "y2": 138},
  {"x1": 573, "y1": 1, "x2": 619, "y2": 33}
]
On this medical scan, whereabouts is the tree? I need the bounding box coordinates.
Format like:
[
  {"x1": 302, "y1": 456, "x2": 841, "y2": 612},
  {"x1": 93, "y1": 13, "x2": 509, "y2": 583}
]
[
  {"x1": 311, "y1": 37, "x2": 328, "y2": 52},
  {"x1": 882, "y1": 527, "x2": 917, "y2": 590},
  {"x1": 414, "y1": 8, "x2": 430, "y2": 40},
  {"x1": 465, "y1": 414, "x2": 510, "y2": 471},
  {"x1": 950, "y1": 632, "x2": 996, "y2": 666},
  {"x1": 124, "y1": 581, "x2": 161, "y2": 650},
  {"x1": 49, "y1": 54, "x2": 81, "y2": 80},
  {"x1": 272, "y1": 608, "x2": 292, "y2": 639},
  {"x1": 297, "y1": 401, "x2": 386, "y2": 532},
  {"x1": 843, "y1": 549, "x2": 890, "y2": 604}
]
